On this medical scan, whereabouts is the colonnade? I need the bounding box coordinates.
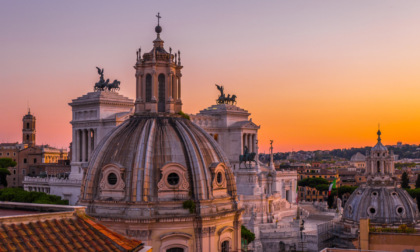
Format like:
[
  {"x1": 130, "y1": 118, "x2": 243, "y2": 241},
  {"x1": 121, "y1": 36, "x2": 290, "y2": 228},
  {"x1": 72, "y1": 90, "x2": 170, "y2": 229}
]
[
  {"x1": 369, "y1": 159, "x2": 394, "y2": 175},
  {"x1": 242, "y1": 133, "x2": 257, "y2": 153},
  {"x1": 75, "y1": 128, "x2": 96, "y2": 163}
]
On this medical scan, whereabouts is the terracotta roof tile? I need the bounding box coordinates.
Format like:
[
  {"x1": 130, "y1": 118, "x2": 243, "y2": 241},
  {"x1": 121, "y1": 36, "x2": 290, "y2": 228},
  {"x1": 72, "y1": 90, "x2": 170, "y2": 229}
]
[{"x1": 0, "y1": 212, "x2": 143, "y2": 252}]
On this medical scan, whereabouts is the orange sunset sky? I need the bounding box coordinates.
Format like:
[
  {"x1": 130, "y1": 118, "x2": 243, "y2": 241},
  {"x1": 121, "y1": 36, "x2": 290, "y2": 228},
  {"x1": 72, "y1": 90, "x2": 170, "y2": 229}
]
[{"x1": 1, "y1": 1, "x2": 420, "y2": 152}]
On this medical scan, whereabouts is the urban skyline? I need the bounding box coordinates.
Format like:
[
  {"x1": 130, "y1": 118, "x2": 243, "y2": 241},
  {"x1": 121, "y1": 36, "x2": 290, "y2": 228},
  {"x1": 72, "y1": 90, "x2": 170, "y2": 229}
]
[{"x1": 2, "y1": 1, "x2": 420, "y2": 152}]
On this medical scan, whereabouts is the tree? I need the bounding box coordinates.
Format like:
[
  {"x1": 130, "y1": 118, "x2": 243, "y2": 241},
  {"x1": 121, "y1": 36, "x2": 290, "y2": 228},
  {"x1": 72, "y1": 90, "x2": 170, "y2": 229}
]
[
  {"x1": 401, "y1": 172, "x2": 410, "y2": 189},
  {"x1": 0, "y1": 158, "x2": 16, "y2": 188},
  {"x1": 417, "y1": 194, "x2": 420, "y2": 212},
  {"x1": 241, "y1": 225, "x2": 255, "y2": 245},
  {"x1": 415, "y1": 174, "x2": 420, "y2": 189},
  {"x1": 0, "y1": 158, "x2": 17, "y2": 169}
]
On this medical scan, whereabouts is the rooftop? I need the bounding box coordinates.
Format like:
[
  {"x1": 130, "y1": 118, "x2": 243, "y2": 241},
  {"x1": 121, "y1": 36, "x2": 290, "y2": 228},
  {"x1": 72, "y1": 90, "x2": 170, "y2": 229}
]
[{"x1": 0, "y1": 202, "x2": 148, "y2": 252}]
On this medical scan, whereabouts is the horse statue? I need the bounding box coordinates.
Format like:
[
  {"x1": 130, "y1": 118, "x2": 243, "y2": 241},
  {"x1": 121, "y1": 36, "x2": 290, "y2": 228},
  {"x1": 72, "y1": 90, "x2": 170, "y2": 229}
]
[
  {"x1": 239, "y1": 146, "x2": 257, "y2": 168},
  {"x1": 227, "y1": 94, "x2": 237, "y2": 105},
  {"x1": 94, "y1": 78, "x2": 109, "y2": 91},
  {"x1": 107, "y1": 80, "x2": 120, "y2": 91}
]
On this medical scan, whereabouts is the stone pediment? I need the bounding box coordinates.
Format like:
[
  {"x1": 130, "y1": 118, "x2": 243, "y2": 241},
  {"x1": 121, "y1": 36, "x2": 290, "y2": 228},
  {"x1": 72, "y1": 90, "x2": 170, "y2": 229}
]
[{"x1": 230, "y1": 120, "x2": 260, "y2": 129}]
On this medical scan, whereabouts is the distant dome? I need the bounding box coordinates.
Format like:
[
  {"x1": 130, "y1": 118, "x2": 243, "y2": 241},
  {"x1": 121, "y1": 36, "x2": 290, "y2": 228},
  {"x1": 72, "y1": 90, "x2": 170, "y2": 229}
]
[
  {"x1": 343, "y1": 186, "x2": 418, "y2": 225},
  {"x1": 350, "y1": 152, "x2": 365, "y2": 162},
  {"x1": 79, "y1": 115, "x2": 238, "y2": 218},
  {"x1": 343, "y1": 130, "x2": 419, "y2": 226}
]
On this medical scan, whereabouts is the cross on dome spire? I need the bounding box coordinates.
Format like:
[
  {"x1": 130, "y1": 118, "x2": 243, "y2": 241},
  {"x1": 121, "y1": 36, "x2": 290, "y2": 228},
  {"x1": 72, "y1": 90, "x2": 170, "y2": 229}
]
[
  {"x1": 377, "y1": 124, "x2": 381, "y2": 143},
  {"x1": 156, "y1": 12, "x2": 161, "y2": 26}
]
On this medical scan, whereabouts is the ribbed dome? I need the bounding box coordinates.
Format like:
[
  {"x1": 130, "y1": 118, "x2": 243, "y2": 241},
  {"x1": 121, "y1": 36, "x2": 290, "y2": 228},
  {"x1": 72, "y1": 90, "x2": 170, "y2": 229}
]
[
  {"x1": 371, "y1": 141, "x2": 388, "y2": 152},
  {"x1": 343, "y1": 185, "x2": 419, "y2": 225},
  {"x1": 79, "y1": 115, "x2": 238, "y2": 218}
]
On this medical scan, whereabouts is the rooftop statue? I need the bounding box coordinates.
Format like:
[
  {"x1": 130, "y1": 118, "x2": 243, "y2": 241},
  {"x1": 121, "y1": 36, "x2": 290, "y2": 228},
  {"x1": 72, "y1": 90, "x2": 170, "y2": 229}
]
[
  {"x1": 239, "y1": 145, "x2": 256, "y2": 168},
  {"x1": 215, "y1": 84, "x2": 237, "y2": 105},
  {"x1": 94, "y1": 67, "x2": 120, "y2": 92}
]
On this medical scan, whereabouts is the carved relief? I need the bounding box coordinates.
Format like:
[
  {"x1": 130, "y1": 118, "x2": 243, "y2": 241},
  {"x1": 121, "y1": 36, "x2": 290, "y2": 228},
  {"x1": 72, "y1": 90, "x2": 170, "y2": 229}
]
[
  {"x1": 99, "y1": 164, "x2": 125, "y2": 200},
  {"x1": 210, "y1": 163, "x2": 228, "y2": 197},
  {"x1": 157, "y1": 163, "x2": 190, "y2": 200}
]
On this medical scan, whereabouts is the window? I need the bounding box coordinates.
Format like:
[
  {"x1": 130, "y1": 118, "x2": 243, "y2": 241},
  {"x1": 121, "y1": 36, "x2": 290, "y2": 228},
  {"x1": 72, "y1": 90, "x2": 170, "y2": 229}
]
[
  {"x1": 221, "y1": 241, "x2": 229, "y2": 252},
  {"x1": 158, "y1": 74, "x2": 165, "y2": 112},
  {"x1": 217, "y1": 172, "x2": 223, "y2": 184},
  {"x1": 34, "y1": 158, "x2": 37, "y2": 163},
  {"x1": 13, "y1": 170, "x2": 16, "y2": 174},
  {"x1": 24, "y1": 158, "x2": 27, "y2": 164},
  {"x1": 13, "y1": 152, "x2": 16, "y2": 156},
  {"x1": 145, "y1": 74, "x2": 152, "y2": 102},
  {"x1": 167, "y1": 173, "x2": 180, "y2": 186},
  {"x1": 23, "y1": 169, "x2": 26, "y2": 175},
  {"x1": 27, "y1": 122, "x2": 29, "y2": 129},
  {"x1": 6, "y1": 152, "x2": 9, "y2": 156},
  {"x1": 167, "y1": 248, "x2": 184, "y2": 252},
  {"x1": 26, "y1": 135, "x2": 29, "y2": 140},
  {"x1": 107, "y1": 173, "x2": 118, "y2": 185},
  {"x1": 0, "y1": 153, "x2": 2, "y2": 156}
]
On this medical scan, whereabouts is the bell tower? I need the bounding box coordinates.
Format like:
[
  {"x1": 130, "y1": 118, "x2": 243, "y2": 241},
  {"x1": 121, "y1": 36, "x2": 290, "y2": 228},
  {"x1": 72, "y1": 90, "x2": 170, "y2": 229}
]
[
  {"x1": 22, "y1": 109, "x2": 36, "y2": 147},
  {"x1": 365, "y1": 129, "x2": 396, "y2": 185},
  {"x1": 134, "y1": 13, "x2": 183, "y2": 114}
]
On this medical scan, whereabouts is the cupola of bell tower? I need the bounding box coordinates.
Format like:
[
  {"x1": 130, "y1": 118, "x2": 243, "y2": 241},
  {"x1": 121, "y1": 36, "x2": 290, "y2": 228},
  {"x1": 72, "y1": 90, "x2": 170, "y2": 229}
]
[
  {"x1": 365, "y1": 129, "x2": 396, "y2": 185},
  {"x1": 22, "y1": 109, "x2": 36, "y2": 147},
  {"x1": 134, "y1": 13, "x2": 183, "y2": 114}
]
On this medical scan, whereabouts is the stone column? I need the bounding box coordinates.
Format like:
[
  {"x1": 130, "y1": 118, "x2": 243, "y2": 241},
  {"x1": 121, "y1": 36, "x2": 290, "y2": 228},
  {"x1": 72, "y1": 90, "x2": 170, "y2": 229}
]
[
  {"x1": 87, "y1": 129, "x2": 92, "y2": 161},
  {"x1": 136, "y1": 72, "x2": 141, "y2": 98},
  {"x1": 93, "y1": 128, "x2": 98, "y2": 147},
  {"x1": 172, "y1": 74, "x2": 177, "y2": 100},
  {"x1": 177, "y1": 75, "x2": 182, "y2": 99},
  {"x1": 168, "y1": 73, "x2": 173, "y2": 99},
  {"x1": 153, "y1": 71, "x2": 158, "y2": 100},
  {"x1": 72, "y1": 129, "x2": 77, "y2": 162},
  {"x1": 81, "y1": 129, "x2": 87, "y2": 162},
  {"x1": 78, "y1": 129, "x2": 82, "y2": 162}
]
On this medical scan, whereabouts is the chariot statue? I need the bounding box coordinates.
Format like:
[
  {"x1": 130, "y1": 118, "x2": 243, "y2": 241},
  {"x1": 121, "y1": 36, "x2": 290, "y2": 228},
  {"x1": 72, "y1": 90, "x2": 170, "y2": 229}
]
[
  {"x1": 215, "y1": 84, "x2": 237, "y2": 105},
  {"x1": 94, "y1": 67, "x2": 121, "y2": 92}
]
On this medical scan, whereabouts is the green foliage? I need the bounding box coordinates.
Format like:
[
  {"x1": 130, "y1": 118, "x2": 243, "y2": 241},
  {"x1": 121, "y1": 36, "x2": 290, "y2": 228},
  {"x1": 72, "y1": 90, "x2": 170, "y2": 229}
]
[
  {"x1": 298, "y1": 177, "x2": 329, "y2": 188},
  {"x1": 0, "y1": 158, "x2": 17, "y2": 169},
  {"x1": 0, "y1": 188, "x2": 68, "y2": 205},
  {"x1": 315, "y1": 184, "x2": 330, "y2": 192},
  {"x1": 401, "y1": 172, "x2": 410, "y2": 189},
  {"x1": 0, "y1": 168, "x2": 11, "y2": 188},
  {"x1": 370, "y1": 224, "x2": 416, "y2": 234},
  {"x1": 241, "y1": 225, "x2": 255, "y2": 244},
  {"x1": 182, "y1": 199, "x2": 196, "y2": 213},
  {"x1": 177, "y1": 111, "x2": 190, "y2": 120},
  {"x1": 395, "y1": 162, "x2": 417, "y2": 170},
  {"x1": 338, "y1": 186, "x2": 358, "y2": 198},
  {"x1": 416, "y1": 174, "x2": 420, "y2": 189}
]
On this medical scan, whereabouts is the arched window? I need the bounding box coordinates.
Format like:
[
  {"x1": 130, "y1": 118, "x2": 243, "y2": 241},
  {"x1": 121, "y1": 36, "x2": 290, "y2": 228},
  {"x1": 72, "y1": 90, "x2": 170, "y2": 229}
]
[
  {"x1": 145, "y1": 74, "x2": 152, "y2": 102},
  {"x1": 26, "y1": 123, "x2": 29, "y2": 129},
  {"x1": 158, "y1": 74, "x2": 165, "y2": 112},
  {"x1": 26, "y1": 135, "x2": 29, "y2": 141},
  {"x1": 166, "y1": 248, "x2": 184, "y2": 252},
  {"x1": 221, "y1": 241, "x2": 229, "y2": 252},
  {"x1": 377, "y1": 161, "x2": 380, "y2": 173},
  {"x1": 279, "y1": 241, "x2": 286, "y2": 252}
]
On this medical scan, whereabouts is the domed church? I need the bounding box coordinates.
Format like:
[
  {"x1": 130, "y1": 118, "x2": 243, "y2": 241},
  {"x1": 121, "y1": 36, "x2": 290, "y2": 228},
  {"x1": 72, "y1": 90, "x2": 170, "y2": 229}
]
[
  {"x1": 79, "y1": 15, "x2": 242, "y2": 252},
  {"x1": 343, "y1": 130, "x2": 419, "y2": 226}
]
